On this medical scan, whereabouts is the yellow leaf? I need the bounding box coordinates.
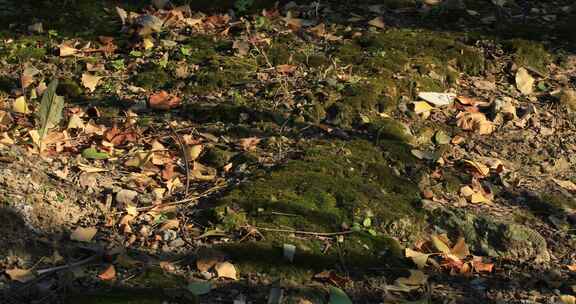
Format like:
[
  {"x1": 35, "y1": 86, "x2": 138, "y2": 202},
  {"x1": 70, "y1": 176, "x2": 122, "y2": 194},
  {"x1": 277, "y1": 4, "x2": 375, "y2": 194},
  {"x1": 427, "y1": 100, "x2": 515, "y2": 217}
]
[
  {"x1": 214, "y1": 261, "x2": 237, "y2": 280},
  {"x1": 70, "y1": 226, "x2": 98, "y2": 242},
  {"x1": 470, "y1": 192, "x2": 490, "y2": 204},
  {"x1": 187, "y1": 144, "x2": 203, "y2": 161},
  {"x1": 405, "y1": 248, "x2": 430, "y2": 269},
  {"x1": 412, "y1": 101, "x2": 433, "y2": 114},
  {"x1": 143, "y1": 38, "x2": 154, "y2": 50},
  {"x1": 13, "y1": 96, "x2": 30, "y2": 114},
  {"x1": 431, "y1": 234, "x2": 451, "y2": 254},
  {"x1": 81, "y1": 73, "x2": 102, "y2": 93},
  {"x1": 560, "y1": 295, "x2": 576, "y2": 304},
  {"x1": 460, "y1": 186, "x2": 475, "y2": 197}
]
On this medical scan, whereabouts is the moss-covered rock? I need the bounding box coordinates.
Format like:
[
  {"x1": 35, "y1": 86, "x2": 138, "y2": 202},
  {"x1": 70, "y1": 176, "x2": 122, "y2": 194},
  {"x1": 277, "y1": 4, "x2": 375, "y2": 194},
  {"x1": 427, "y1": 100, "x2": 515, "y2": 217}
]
[
  {"x1": 57, "y1": 78, "x2": 83, "y2": 99},
  {"x1": 432, "y1": 208, "x2": 550, "y2": 263},
  {"x1": 505, "y1": 39, "x2": 552, "y2": 75},
  {"x1": 368, "y1": 118, "x2": 415, "y2": 145},
  {"x1": 187, "y1": 56, "x2": 257, "y2": 94},
  {"x1": 207, "y1": 140, "x2": 422, "y2": 279},
  {"x1": 201, "y1": 146, "x2": 234, "y2": 168}
]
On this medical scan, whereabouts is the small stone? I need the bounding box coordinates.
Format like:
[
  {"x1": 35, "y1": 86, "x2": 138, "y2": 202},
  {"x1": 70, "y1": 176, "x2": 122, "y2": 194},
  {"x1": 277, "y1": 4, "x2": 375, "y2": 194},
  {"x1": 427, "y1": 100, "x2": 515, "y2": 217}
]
[
  {"x1": 169, "y1": 238, "x2": 185, "y2": 248},
  {"x1": 162, "y1": 230, "x2": 177, "y2": 241},
  {"x1": 116, "y1": 189, "x2": 138, "y2": 206}
]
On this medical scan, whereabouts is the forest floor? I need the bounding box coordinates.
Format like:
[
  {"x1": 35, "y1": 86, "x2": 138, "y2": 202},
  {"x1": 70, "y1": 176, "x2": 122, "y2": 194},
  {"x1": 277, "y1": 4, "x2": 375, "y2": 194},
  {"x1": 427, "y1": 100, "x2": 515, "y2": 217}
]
[{"x1": 1, "y1": 0, "x2": 576, "y2": 303}]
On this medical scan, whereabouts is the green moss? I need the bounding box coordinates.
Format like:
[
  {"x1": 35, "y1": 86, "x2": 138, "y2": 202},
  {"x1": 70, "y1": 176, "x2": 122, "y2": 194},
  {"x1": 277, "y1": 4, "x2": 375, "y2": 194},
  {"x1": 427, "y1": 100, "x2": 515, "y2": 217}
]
[
  {"x1": 176, "y1": 35, "x2": 223, "y2": 64},
  {"x1": 12, "y1": 45, "x2": 46, "y2": 61},
  {"x1": 324, "y1": 77, "x2": 400, "y2": 126},
  {"x1": 201, "y1": 146, "x2": 234, "y2": 168},
  {"x1": 57, "y1": 79, "x2": 83, "y2": 99},
  {"x1": 336, "y1": 28, "x2": 484, "y2": 77},
  {"x1": 368, "y1": 118, "x2": 415, "y2": 145},
  {"x1": 187, "y1": 56, "x2": 256, "y2": 93},
  {"x1": 133, "y1": 66, "x2": 171, "y2": 90},
  {"x1": 207, "y1": 140, "x2": 421, "y2": 279},
  {"x1": 183, "y1": 103, "x2": 285, "y2": 125},
  {"x1": 217, "y1": 233, "x2": 405, "y2": 281},
  {"x1": 506, "y1": 39, "x2": 551, "y2": 75}
]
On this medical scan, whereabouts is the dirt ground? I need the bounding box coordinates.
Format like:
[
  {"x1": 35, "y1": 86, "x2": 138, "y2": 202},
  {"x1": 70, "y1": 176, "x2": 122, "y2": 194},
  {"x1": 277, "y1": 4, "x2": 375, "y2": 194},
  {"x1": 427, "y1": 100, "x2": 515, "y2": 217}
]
[{"x1": 1, "y1": 0, "x2": 576, "y2": 303}]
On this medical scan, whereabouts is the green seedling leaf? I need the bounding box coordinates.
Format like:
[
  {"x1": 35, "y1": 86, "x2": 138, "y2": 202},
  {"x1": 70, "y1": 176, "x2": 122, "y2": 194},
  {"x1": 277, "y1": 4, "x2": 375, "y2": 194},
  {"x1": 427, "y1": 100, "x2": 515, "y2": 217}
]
[
  {"x1": 362, "y1": 217, "x2": 372, "y2": 227},
  {"x1": 329, "y1": 286, "x2": 352, "y2": 304},
  {"x1": 130, "y1": 50, "x2": 143, "y2": 57},
  {"x1": 187, "y1": 281, "x2": 212, "y2": 295},
  {"x1": 38, "y1": 79, "x2": 64, "y2": 139},
  {"x1": 82, "y1": 147, "x2": 109, "y2": 160}
]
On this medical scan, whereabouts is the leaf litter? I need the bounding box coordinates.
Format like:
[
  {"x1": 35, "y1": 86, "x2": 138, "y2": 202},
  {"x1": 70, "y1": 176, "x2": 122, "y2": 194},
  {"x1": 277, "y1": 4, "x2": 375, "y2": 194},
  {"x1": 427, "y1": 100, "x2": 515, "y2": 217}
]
[{"x1": 0, "y1": 0, "x2": 575, "y2": 303}]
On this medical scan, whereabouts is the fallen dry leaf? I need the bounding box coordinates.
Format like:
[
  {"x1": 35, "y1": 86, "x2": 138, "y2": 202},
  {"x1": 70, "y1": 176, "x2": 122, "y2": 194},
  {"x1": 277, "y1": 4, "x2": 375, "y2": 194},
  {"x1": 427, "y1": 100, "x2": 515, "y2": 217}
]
[
  {"x1": 405, "y1": 248, "x2": 430, "y2": 269},
  {"x1": 553, "y1": 178, "x2": 576, "y2": 191},
  {"x1": 472, "y1": 256, "x2": 494, "y2": 273},
  {"x1": 70, "y1": 226, "x2": 98, "y2": 242},
  {"x1": 59, "y1": 44, "x2": 78, "y2": 57},
  {"x1": 149, "y1": 91, "x2": 181, "y2": 110},
  {"x1": 215, "y1": 261, "x2": 237, "y2": 280},
  {"x1": 276, "y1": 64, "x2": 297, "y2": 74},
  {"x1": 515, "y1": 67, "x2": 534, "y2": 95},
  {"x1": 6, "y1": 268, "x2": 36, "y2": 283},
  {"x1": 187, "y1": 144, "x2": 203, "y2": 161},
  {"x1": 451, "y1": 237, "x2": 470, "y2": 260},
  {"x1": 13, "y1": 96, "x2": 30, "y2": 114},
  {"x1": 238, "y1": 137, "x2": 261, "y2": 151},
  {"x1": 456, "y1": 112, "x2": 494, "y2": 135},
  {"x1": 98, "y1": 264, "x2": 116, "y2": 281},
  {"x1": 367, "y1": 16, "x2": 386, "y2": 29},
  {"x1": 81, "y1": 73, "x2": 102, "y2": 93},
  {"x1": 462, "y1": 160, "x2": 490, "y2": 177}
]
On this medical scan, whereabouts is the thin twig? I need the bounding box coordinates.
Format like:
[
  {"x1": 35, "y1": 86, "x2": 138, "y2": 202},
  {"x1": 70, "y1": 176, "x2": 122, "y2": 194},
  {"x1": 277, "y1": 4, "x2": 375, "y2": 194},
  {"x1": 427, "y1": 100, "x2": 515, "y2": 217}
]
[
  {"x1": 168, "y1": 124, "x2": 190, "y2": 197},
  {"x1": 255, "y1": 227, "x2": 354, "y2": 237},
  {"x1": 135, "y1": 183, "x2": 226, "y2": 212}
]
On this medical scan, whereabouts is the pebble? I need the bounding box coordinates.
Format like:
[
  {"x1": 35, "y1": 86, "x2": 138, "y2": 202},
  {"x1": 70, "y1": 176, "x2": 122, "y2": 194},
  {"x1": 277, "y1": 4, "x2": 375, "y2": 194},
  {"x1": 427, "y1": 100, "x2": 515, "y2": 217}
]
[
  {"x1": 169, "y1": 238, "x2": 185, "y2": 248},
  {"x1": 162, "y1": 230, "x2": 177, "y2": 241}
]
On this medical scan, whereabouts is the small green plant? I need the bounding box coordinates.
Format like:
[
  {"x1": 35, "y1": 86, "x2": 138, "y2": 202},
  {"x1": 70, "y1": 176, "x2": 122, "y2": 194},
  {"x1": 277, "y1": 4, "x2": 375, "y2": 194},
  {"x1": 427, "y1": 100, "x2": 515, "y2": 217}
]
[
  {"x1": 234, "y1": 0, "x2": 254, "y2": 13},
  {"x1": 111, "y1": 59, "x2": 125, "y2": 71}
]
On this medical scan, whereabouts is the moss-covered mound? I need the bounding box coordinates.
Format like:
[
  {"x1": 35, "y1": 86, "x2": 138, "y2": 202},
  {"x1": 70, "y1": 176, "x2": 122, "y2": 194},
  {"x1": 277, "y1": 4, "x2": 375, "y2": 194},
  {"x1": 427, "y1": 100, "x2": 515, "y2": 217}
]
[{"x1": 207, "y1": 140, "x2": 423, "y2": 279}]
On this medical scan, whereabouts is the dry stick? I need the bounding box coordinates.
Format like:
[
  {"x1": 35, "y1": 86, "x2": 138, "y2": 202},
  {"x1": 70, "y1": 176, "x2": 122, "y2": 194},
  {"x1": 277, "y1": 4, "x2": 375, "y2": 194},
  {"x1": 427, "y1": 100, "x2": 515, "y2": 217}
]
[
  {"x1": 168, "y1": 124, "x2": 190, "y2": 197},
  {"x1": 255, "y1": 227, "x2": 354, "y2": 237}
]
